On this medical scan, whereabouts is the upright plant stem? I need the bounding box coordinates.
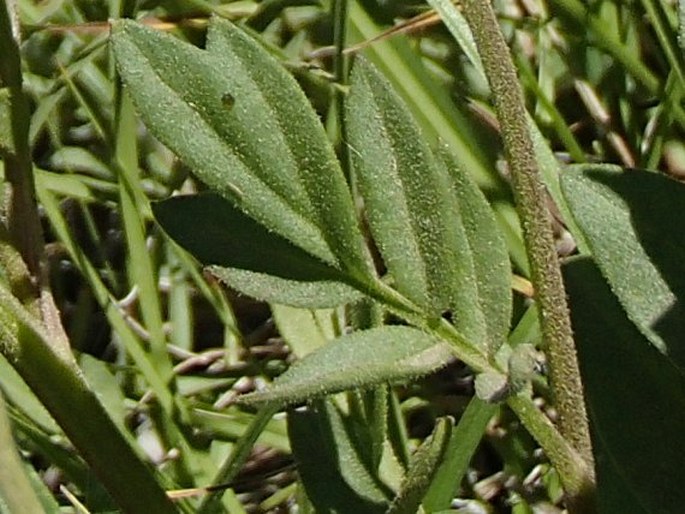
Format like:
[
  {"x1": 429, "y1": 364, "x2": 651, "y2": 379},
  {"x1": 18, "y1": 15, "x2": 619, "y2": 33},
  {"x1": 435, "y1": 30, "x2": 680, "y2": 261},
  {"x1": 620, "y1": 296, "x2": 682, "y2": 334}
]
[{"x1": 461, "y1": 0, "x2": 595, "y2": 509}]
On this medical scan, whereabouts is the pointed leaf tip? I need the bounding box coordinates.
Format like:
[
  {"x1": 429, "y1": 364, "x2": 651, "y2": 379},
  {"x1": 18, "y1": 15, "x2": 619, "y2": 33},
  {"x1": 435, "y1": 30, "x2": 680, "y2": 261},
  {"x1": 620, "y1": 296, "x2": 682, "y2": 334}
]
[{"x1": 239, "y1": 326, "x2": 453, "y2": 408}]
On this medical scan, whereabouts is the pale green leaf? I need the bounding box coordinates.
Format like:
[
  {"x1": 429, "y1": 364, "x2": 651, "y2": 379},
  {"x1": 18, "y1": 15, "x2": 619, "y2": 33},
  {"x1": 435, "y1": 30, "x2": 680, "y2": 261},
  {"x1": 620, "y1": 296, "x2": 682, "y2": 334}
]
[
  {"x1": 111, "y1": 20, "x2": 324, "y2": 263},
  {"x1": 272, "y1": 305, "x2": 340, "y2": 358},
  {"x1": 239, "y1": 326, "x2": 453, "y2": 408},
  {"x1": 210, "y1": 267, "x2": 362, "y2": 309},
  {"x1": 111, "y1": 18, "x2": 372, "y2": 277},
  {"x1": 205, "y1": 18, "x2": 373, "y2": 277}
]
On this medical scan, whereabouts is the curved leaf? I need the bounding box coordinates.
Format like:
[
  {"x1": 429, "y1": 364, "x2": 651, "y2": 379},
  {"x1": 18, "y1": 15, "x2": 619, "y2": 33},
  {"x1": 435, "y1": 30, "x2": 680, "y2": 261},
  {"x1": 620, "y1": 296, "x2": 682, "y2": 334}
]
[
  {"x1": 564, "y1": 257, "x2": 685, "y2": 513},
  {"x1": 239, "y1": 326, "x2": 453, "y2": 408},
  {"x1": 561, "y1": 165, "x2": 685, "y2": 369},
  {"x1": 153, "y1": 194, "x2": 362, "y2": 308}
]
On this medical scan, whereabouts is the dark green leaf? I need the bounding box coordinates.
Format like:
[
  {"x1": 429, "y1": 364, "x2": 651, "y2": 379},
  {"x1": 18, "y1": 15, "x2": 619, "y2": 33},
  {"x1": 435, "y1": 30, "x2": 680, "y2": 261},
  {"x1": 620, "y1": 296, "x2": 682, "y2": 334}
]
[
  {"x1": 386, "y1": 417, "x2": 452, "y2": 514},
  {"x1": 153, "y1": 193, "x2": 362, "y2": 308},
  {"x1": 564, "y1": 257, "x2": 685, "y2": 513},
  {"x1": 288, "y1": 400, "x2": 390, "y2": 514},
  {"x1": 561, "y1": 165, "x2": 685, "y2": 369},
  {"x1": 239, "y1": 326, "x2": 453, "y2": 408}
]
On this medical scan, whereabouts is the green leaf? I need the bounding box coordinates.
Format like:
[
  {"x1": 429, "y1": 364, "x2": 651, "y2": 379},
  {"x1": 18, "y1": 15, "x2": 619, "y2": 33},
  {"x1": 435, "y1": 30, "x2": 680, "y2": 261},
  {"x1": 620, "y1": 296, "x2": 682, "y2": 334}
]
[
  {"x1": 210, "y1": 267, "x2": 362, "y2": 309},
  {"x1": 564, "y1": 257, "x2": 685, "y2": 513},
  {"x1": 0, "y1": 392, "x2": 47, "y2": 514},
  {"x1": 153, "y1": 193, "x2": 362, "y2": 308},
  {"x1": 424, "y1": 0, "x2": 483, "y2": 79},
  {"x1": 561, "y1": 165, "x2": 685, "y2": 369},
  {"x1": 348, "y1": 388, "x2": 390, "y2": 475},
  {"x1": 110, "y1": 18, "x2": 326, "y2": 261},
  {"x1": 47, "y1": 146, "x2": 112, "y2": 177},
  {"x1": 437, "y1": 147, "x2": 511, "y2": 352},
  {"x1": 346, "y1": 59, "x2": 510, "y2": 350},
  {"x1": 205, "y1": 18, "x2": 373, "y2": 276},
  {"x1": 0, "y1": 87, "x2": 14, "y2": 154},
  {"x1": 79, "y1": 354, "x2": 132, "y2": 444},
  {"x1": 426, "y1": 0, "x2": 585, "y2": 255},
  {"x1": 347, "y1": 59, "x2": 458, "y2": 314},
  {"x1": 111, "y1": 18, "x2": 372, "y2": 277},
  {"x1": 272, "y1": 305, "x2": 340, "y2": 358},
  {"x1": 0, "y1": 355, "x2": 58, "y2": 433},
  {"x1": 386, "y1": 417, "x2": 452, "y2": 514},
  {"x1": 288, "y1": 399, "x2": 390, "y2": 514},
  {"x1": 474, "y1": 370, "x2": 509, "y2": 403},
  {"x1": 239, "y1": 326, "x2": 453, "y2": 408}
]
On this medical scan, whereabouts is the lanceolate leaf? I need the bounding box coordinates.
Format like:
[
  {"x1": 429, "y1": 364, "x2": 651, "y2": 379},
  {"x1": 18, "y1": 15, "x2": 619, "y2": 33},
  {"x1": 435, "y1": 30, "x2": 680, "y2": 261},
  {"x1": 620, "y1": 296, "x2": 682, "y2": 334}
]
[
  {"x1": 154, "y1": 194, "x2": 362, "y2": 308},
  {"x1": 239, "y1": 326, "x2": 453, "y2": 408},
  {"x1": 209, "y1": 268, "x2": 361, "y2": 309},
  {"x1": 347, "y1": 58, "x2": 459, "y2": 314},
  {"x1": 564, "y1": 257, "x2": 685, "y2": 513},
  {"x1": 561, "y1": 165, "x2": 685, "y2": 369},
  {"x1": 347, "y1": 59, "x2": 510, "y2": 351},
  {"x1": 111, "y1": 18, "x2": 372, "y2": 278},
  {"x1": 437, "y1": 147, "x2": 511, "y2": 352},
  {"x1": 204, "y1": 18, "x2": 373, "y2": 277}
]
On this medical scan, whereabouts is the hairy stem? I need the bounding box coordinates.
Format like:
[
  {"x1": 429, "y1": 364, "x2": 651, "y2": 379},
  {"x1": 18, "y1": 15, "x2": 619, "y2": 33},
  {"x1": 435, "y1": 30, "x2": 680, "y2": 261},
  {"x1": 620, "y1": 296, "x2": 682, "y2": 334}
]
[{"x1": 461, "y1": 0, "x2": 595, "y2": 508}]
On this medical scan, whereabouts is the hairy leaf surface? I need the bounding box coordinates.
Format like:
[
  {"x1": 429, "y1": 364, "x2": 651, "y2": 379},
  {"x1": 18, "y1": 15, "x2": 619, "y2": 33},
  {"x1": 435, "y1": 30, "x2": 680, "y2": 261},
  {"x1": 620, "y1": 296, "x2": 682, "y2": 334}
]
[
  {"x1": 239, "y1": 326, "x2": 452, "y2": 408},
  {"x1": 154, "y1": 194, "x2": 362, "y2": 308},
  {"x1": 112, "y1": 18, "x2": 372, "y2": 277},
  {"x1": 347, "y1": 60, "x2": 510, "y2": 351}
]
